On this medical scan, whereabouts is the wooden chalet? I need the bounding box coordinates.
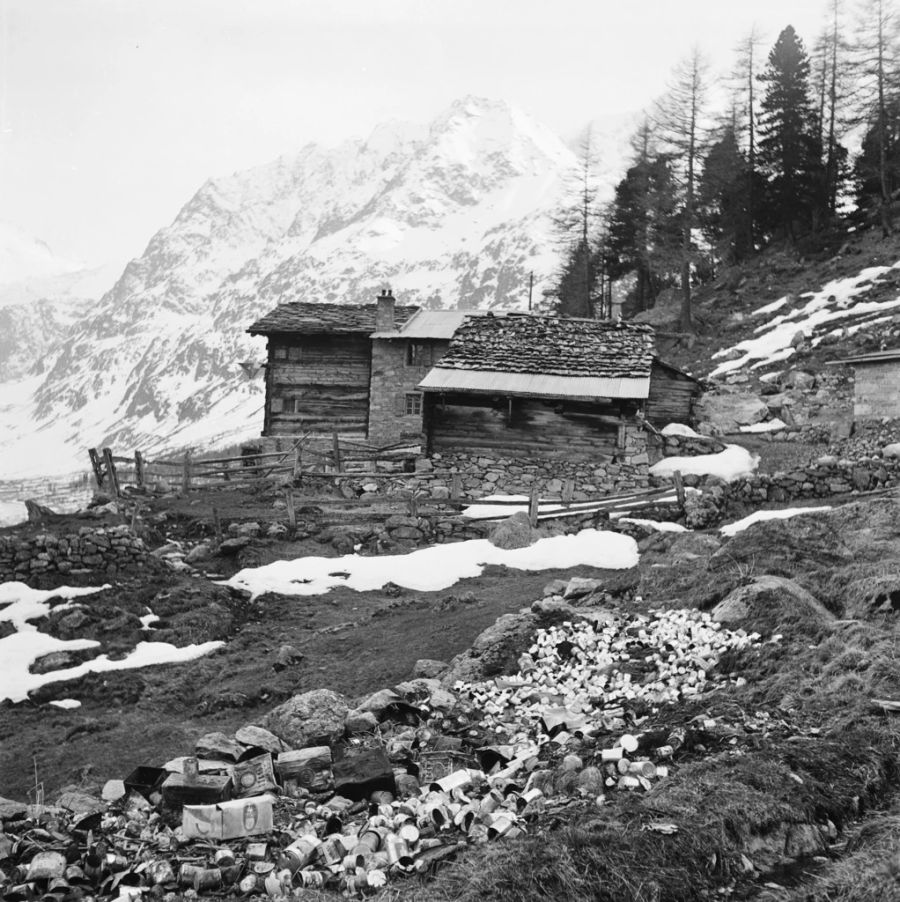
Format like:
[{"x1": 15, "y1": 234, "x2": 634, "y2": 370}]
[
  {"x1": 417, "y1": 314, "x2": 700, "y2": 463},
  {"x1": 247, "y1": 292, "x2": 418, "y2": 437}
]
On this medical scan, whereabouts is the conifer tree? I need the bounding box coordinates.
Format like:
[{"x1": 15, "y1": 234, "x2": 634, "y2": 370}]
[
  {"x1": 654, "y1": 47, "x2": 711, "y2": 332},
  {"x1": 757, "y1": 26, "x2": 825, "y2": 239},
  {"x1": 850, "y1": 0, "x2": 900, "y2": 235},
  {"x1": 732, "y1": 26, "x2": 766, "y2": 245}
]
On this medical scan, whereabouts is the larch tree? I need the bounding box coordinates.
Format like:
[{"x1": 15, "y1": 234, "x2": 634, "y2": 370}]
[
  {"x1": 550, "y1": 126, "x2": 603, "y2": 317},
  {"x1": 850, "y1": 0, "x2": 900, "y2": 235},
  {"x1": 653, "y1": 47, "x2": 711, "y2": 332},
  {"x1": 757, "y1": 26, "x2": 824, "y2": 240},
  {"x1": 732, "y1": 25, "x2": 767, "y2": 245}
]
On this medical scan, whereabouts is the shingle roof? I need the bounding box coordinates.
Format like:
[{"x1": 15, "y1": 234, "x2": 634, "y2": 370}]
[
  {"x1": 431, "y1": 314, "x2": 656, "y2": 378},
  {"x1": 247, "y1": 302, "x2": 419, "y2": 335}
]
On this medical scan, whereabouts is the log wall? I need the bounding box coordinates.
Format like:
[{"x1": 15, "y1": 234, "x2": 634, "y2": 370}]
[
  {"x1": 646, "y1": 363, "x2": 700, "y2": 426},
  {"x1": 427, "y1": 395, "x2": 638, "y2": 463},
  {"x1": 264, "y1": 335, "x2": 372, "y2": 436}
]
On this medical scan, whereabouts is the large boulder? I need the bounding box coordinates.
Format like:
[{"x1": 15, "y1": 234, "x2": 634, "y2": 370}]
[
  {"x1": 695, "y1": 391, "x2": 769, "y2": 434},
  {"x1": 262, "y1": 689, "x2": 350, "y2": 748},
  {"x1": 441, "y1": 612, "x2": 538, "y2": 684},
  {"x1": 711, "y1": 575, "x2": 835, "y2": 633},
  {"x1": 488, "y1": 511, "x2": 538, "y2": 550}
]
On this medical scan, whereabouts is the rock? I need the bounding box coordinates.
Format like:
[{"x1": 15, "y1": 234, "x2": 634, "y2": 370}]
[
  {"x1": 195, "y1": 731, "x2": 244, "y2": 761},
  {"x1": 262, "y1": 689, "x2": 350, "y2": 748},
  {"x1": 441, "y1": 611, "x2": 538, "y2": 684},
  {"x1": 488, "y1": 511, "x2": 538, "y2": 550},
  {"x1": 667, "y1": 532, "x2": 722, "y2": 560},
  {"x1": 236, "y1": 522, "x2": 261, "y2": 537},
  {"x1": 266, "y1": 523, "x2": 288, "y2": 539},
  {"x1": 785, "y1": 823, "x2": 825, "y2": 858},
  {"x1": 55, "y1": 789, "x2": 103, "y2": 813},
  {"x1": 30, "y1": 651, "x2": 78, "y2": 674},
  {"x1": 431, "y1": 486, "x2": 450, "y2": 501},
  {"x1": 542, "y1": 579, "x2": 568, "y2": 597},
  {"x1": 712, "y1": 575, "x2": 835, "y2": 632},
  {"x1": 412, "y1": 659, "x2": 449, "y2": 679},
  {"x1": 218, "y1": 537, "x2": 252, "y2": 555},
  {"x1": 696, "y1": 391, "x2": 769, "y2": 433},
  {"x1": 102, "y1": 780, "x2": 127, "y2": 802},
  {"x1": 883, "y1": 443, "x2": 900, "y2": 459},
  {"x1": 0, "y1": 796, "x2": 27, "y2": 820},
  {"x1": 25, "y1": 499, "x2": 61, "y2": 523},
  {"x1": 563, "y1": 577, "x2": 603, "y2": 599},
  {"x1": 333, "y1": 747, "x2": 395, "y2": 801},
  {"x1": 781, "y1": 369, "x2": 816, "y2": 391},
  {"x1": 273, "y1": 644, "x2": 304, "y2": 671},
  {"x1": 235, "y1": 725, "x2": 287, "y2": 754},
  {"x1": 344, "y1": 709, "x2": 379, "y2": 734},
  {"x1": 185, "y1": 543, "x2": 212, "y2": 563}
]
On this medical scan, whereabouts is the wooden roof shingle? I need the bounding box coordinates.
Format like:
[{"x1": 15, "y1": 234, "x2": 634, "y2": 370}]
[{"x1": 247, "y1": 302, "x2": 419, "y2": 336}]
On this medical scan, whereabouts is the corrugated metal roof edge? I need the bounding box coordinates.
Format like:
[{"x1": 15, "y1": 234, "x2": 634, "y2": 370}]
[{"x1": 826, "y1": 350, "x2": 900, "y2": 365}]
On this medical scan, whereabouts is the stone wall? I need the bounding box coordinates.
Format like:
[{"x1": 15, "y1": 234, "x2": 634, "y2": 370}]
[
  {"x1": 651, "y1": 431, "x2": 727, "y2": 460},
  {"x1": 367, "y1": 339, "x2": 448, "y2": 446},
  {"x1": 0, "y1": 525, "x2": 158, "y2": 584},
  {"x1": 853, "y1": 361, "x2": 900, "y2": 419}
]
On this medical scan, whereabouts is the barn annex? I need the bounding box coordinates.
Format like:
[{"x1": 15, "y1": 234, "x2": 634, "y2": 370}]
[{"x1": 828, "y1": 348, "x2": 900, "y2": 420}]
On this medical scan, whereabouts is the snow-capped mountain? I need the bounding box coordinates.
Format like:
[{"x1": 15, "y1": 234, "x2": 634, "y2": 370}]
[{"x1": 0, "y1": 97, "x2": 636, "y2": 479}]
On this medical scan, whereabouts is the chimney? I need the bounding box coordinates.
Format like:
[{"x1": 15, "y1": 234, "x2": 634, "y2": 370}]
[{"x1": 376, "y1": 287, "x2": 395, "y2": 332}]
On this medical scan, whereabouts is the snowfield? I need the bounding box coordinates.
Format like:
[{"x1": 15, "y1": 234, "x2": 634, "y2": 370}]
[
  {"x1": 720, "y1": 506, "x2": 833, "y2": 537},
  {"x1": 226, "y1": 528, "x2": 640, "y2": 600}
]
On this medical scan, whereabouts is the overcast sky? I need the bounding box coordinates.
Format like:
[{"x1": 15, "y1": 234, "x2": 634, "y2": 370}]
[{"x1": 1, "y1": 0, "x2": 829, "y2": 269}]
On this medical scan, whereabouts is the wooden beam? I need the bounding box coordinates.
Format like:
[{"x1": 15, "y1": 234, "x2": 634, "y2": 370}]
[
  {"x1": 102, "y1": 448, "x2": 121, "y2": 498},
  {"x1": 284, "y1": 488, "x2": 296, "y2": 534},
  {"x1": 528, "y1": 488, "x2": 539, "y2": 528},
  {"x1": 134, "y1": 450, "x2": 145, "y2": 487},
  {"x1": 181, "y1": 451, "x2": 192, "y2": 495},
  {"x1": 673, "y1": 470, "x2": 686, "y2": 508},
  {"x1": 332, "y1": 430, "x2": 342, "y2": 473},
  {"x1": 88, "y1": 448, "x2": 104, "y2": 488}
]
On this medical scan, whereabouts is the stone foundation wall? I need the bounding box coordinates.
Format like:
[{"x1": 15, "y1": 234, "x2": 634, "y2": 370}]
[
  {"x1": 651, "y1": 432, "x2": 727, "y2": 460},
  {"x1": 0, "y1": 525, "x2": 156, "y2": 583}
]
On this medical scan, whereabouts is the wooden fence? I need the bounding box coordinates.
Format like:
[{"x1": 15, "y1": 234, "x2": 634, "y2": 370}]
[{"x1": 87, "y1": 436, "x2": 686, "y2": 528}]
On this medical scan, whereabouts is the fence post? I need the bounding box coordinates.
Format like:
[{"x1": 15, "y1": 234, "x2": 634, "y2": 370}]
[
  {"x1": 181, "y1": 451, "x2": 192, "y2": 495},
  {"x1": 102, "y1": 448, "x2": 120, "y2": 498},
  {"x1": 284, "y1": 488, "x2": 296, "y2": 534},
  {"x1": 407, "y1": 492, "x2": 419, "y2": 518},
  {"x1": 450, "y1": 473, "x2": 463, "y2": 504},
  {"x1": 88, "y1": 449, "x2": 104, "y2": 488},
  {"x1": 292, "y1": 447, "x2": 302, "y2": 485},
  {"x1": 134, "y1": 450, "x2": 145, "y2": 488},
  {"x1": 673, "y1": 469, "x2": 686, "y2": 509},
  {"x1": 528, "y1": 487, "x2": 540, "y2": 528},
  {"x1": 562, "y1": 479, "x2": 575, "y2": 506},
  {"x1": 332, "y1": 430, "x2": 342, "y2": 473},
  {"x1": 212, "y1": 506, "x2": 223, "y2": 545}
]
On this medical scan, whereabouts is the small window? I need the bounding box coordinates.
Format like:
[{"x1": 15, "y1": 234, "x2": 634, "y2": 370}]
[
  {"x1": 405, "y1": 393, "x2": 422, "y2": 416},
  {"x1": 406, "y1": 342, "x2": 431, "y2": 367},
  {"x1": 273, "y1": 346, "x2": 287, "y2": 361},
  {"x1": 287, "y1": 346, "x2": 302, "y2": 361}
]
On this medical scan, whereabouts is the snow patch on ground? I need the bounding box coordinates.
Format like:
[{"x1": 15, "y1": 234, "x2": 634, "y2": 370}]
[
  {"x1": 660, "y1": 423, "x2": 700, "y2": 437},
  {"x1": 0, "y1": 581, "x2": 223, "y2": 703},
  {"x1": 49, "y1": 698, "x2": 81, "y2": 709},
  {"x1": 0, "y1": 501, "x2": 27, "y2": 527},
  {"x1": 710, "y1": 263, "x2": 900, "y2": 377},
  {"x1": 649, "y1": 445, "x2": 759, "y2": 482},
  {"x1": 226, "y1": 529, "x2": 640, "y2": 599},
  {"x1": 611, "y1": 516, "x2": 688, "y2": 533},
  {"x1": 720, "y1": 506, "x2": 833, "y2": 537},
  {"x1": 752, "y1": 295, "x2": 789, "y2": 316},
  {"x1": 739, "y1": 418, "x2": 788, "y2": 433}
]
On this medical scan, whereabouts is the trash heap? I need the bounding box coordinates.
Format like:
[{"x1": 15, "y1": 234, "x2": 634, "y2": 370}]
[{"x1": 0, "y1": 609, "x2": 762, "y2": 900}]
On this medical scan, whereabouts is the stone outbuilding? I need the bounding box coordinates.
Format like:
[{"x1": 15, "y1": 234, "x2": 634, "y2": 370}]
[{"x1": 828, "y1": 349, "x2": 900, "y2": 421}]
